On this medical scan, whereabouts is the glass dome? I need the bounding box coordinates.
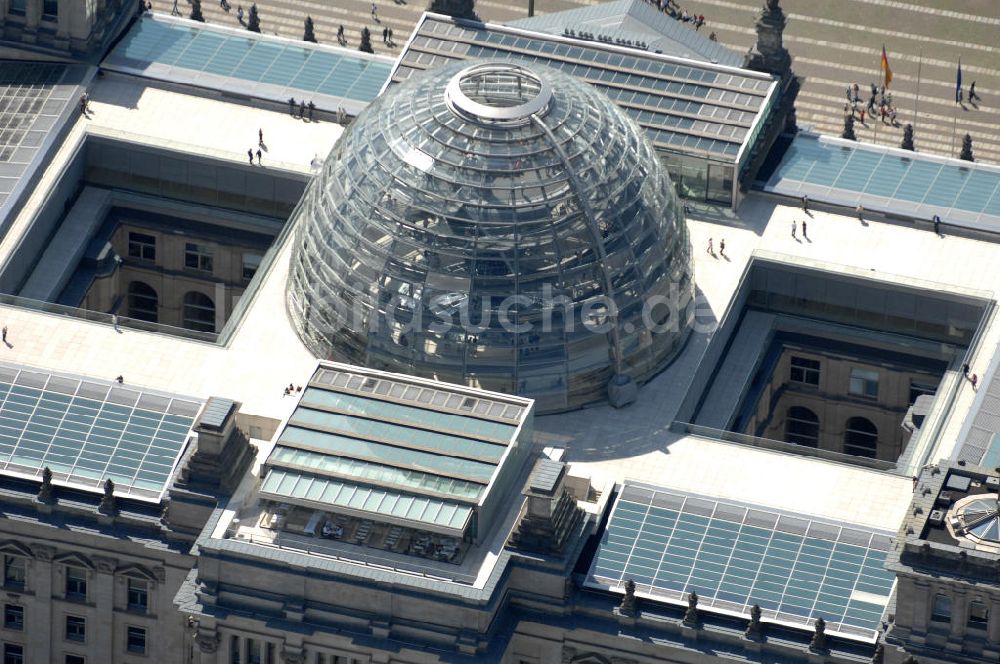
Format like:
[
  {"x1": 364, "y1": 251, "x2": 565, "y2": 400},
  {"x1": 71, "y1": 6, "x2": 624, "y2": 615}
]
[{"x1": 286, "y1": 61, "x2": 694, "y2": 413}]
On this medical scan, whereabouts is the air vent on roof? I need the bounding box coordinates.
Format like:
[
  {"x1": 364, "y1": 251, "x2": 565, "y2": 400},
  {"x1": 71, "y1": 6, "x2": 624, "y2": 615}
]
[
  {"x1": 460, "y1": 397, "x2": 477, "y2": 411},
  {"x1": 936, "y1": 491, "x2": 953, "y2": 508},
  {"x1": 986, "y1": 476, "x2": 1000, "y2": 490},
  {"x1": 361, "y1": 377, "x2": 378, "y2": 391},
  {"x1": 949, "y1": 516, "x2": 963, "y2": 534},
  {"x1": 928, "y1": 510, "x2": 944, "y2": 526}
]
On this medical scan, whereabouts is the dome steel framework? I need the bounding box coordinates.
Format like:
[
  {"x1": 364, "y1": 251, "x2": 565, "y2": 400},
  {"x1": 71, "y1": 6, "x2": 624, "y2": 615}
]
[{"x1": 286, "y1": 61, "x2": 694, "y2": 413}]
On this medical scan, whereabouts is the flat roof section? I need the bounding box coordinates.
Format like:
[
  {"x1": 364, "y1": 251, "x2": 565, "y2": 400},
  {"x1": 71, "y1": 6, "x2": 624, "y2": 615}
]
[
  {"x1": 763, "y1": 132, "x2": 1000, "y2": 231},
  {"x1": 260, "y1": 362, "x2": 532, "y2": 537},
  {"x1": 0, "y1": 361, "x2": 202, "y2": 501},
  {"x1": 585, "y1": 481, "x2": 896, "y2": 643},
  {"x1": 389, "y1": 13, "x2": 776, "y2": 164},
  {"x1": 102, "y1": 15, "x2": 395, "y2": 116}
]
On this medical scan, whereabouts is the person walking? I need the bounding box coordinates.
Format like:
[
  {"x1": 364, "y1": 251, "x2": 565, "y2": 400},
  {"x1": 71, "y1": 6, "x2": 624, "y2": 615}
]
[
  {"x1": 933, "y1": 214, "x2": 941, "y2": 235},
  {"x1": 371, "y1": 2, "x2": 378, "y2": 21},
  {"x1": 859, "y1": 108, "x2": 865, "y2": 124},
  {"x1": 791, "y1": 219, "x2": 797, "y2": 239},
  {"x1": 719, "y1": 238, "x2": 726, "y2": 257},
  {"x1": 970, "y1": 81, "x2": 979, "y2": 101},
  {"x1": 856, "y1": 205, "x2": 864, "y2": 222},
  {"x1": 388, "y1": 27, "x2": 394, "y2": 45},
  {"x1": 707, "y1": 238, "x2": 714, "y2": 255},
  {"x1": 248, "y1": 148, "x2": 254, "y2": 165},
  {"x1": 382, "y1": 27, "x2": 388, "y2": 44},
  {"x1": 237, "y1": 4, "x2": 244, "y2": 22},
  {"x1": 288, "y1": 97, "x2": 296, "y2": 115},
  {"x1": 256, "y1": 148, "x2": 262, "y2": 165},
  {"x1": 963, "y1": 362, "x2": 970, "y2": 377},
  {"x1": 2, "y1": 326, "x2": 6, "y2": 343},
  {"x1": 258, "y1": 128, "x2": 263, "y2": 146},
  {"x1": 801, "y1": 219, "x2": 808, "y2": 239},
  {"x1": 307, "y1": 101, "x2": 316, "y2": 121},
  {"x1": 802, "y1": 195, "x2": 809, "y2": 213},
  {"x1": 337, "y1": 24, "x2": 345, "y2": 45},
  {"x1": 972, "y1": 374, "x2": 979, "y2": 390}
]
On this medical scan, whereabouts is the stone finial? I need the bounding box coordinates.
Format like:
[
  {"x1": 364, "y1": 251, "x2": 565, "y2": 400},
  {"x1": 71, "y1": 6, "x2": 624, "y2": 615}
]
[
  {"x1": 617, "y1": 579, "x2": 637, "y2": 616},
  {"x1": 901, "y1": 656, "x2": 918, "y2": 664},
  {"x1": 98, "y1": 478, "x2": 117, "y2": 515},
  {"x1": 744, "y1": 0, "x2": 792, "y2": 77},
  {"x1": 683, "y1": 591, "x2": 699, "y2": 626},
  {"x1": 38, "y1": 466, "x2": 55, "y2": 503},
  {"x1": 745, "y1": 603, "x2": 764, "y2": 640},
  {"x1": 810, "y1": 617, "x2": 828, "y2": 652}
]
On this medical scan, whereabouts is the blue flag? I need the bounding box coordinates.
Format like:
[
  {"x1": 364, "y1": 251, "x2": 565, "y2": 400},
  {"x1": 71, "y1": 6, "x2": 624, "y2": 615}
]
[{"x1": 956, "y1": 58, "x2": 963, "y2": 103}]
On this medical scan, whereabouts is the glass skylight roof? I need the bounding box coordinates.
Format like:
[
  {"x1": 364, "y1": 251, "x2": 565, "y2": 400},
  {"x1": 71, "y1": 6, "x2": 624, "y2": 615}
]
[
  {"x1": 956, "y1": 496, "x2": 1000, "y2": 544},
  {"x1": 389, "y1": 14, "x2": 775, "y2": 163},
  {"x1": 764, "y1": 133, "x2": 1000, "y2": 230},
  {"x1": 585, "y1": 482, "x2": 895, "y2": 642},
  {"x1": 261, "y1": 364, "x2": 530, "y2": 536},
  {"x1": 103, "y1": 16, "x2": 393, "y2": 112},
  {"x1": 0, "y1": 363, "x2": 202, "y2": 500}
]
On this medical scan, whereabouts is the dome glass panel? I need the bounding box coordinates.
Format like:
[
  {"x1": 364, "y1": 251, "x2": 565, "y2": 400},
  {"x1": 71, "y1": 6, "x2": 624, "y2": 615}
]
[{"x1": 286, "y1": 61, "x2": 695, "y2": 413}]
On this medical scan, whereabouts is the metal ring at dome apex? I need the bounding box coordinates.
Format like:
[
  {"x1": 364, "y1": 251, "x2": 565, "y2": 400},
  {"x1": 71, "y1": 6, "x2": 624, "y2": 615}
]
[{"x1": 444, "y1": 62, "x2": 553, "y2": 125}]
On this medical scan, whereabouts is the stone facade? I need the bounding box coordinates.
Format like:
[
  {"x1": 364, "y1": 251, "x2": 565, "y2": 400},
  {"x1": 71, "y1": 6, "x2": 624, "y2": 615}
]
[
  {"x1": 744, "y1": 348, "x2": 942, "y2": 461},
  {"x1": 0, "y1": 0, "x2": 139, "y2": 60},
  {"x1": 884, "y1": 463, "x2": 1000, "y2": 663}
]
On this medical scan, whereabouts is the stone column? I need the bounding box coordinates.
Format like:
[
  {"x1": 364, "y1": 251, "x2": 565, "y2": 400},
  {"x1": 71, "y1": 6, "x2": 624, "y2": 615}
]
[
  {"x1": 92, "y1": 556, "x2": 117, "y2": 661},
  {"x1": 195, "y1": 628, "x2": 221, "y2": 664},
  {"x1": 27, "y1": 545, "x2": 54, "y2": 661},
  {"x1": 23, "y1": 0, "x2": 43, "y2": 41},
  {"x1": 988, "y1": 599, "x2": 1000, "y2": 646},
  {"x1": 947, "y1": 589, "x2": 968, "y2": 652}
]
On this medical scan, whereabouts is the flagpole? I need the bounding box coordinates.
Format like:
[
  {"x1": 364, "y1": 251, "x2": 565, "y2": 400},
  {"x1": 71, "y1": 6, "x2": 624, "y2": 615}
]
[
  {"x1": 951, "y1": 57, "x2": 961, "y2": 156},
  {"x1": 913, "y1": 49, "x2": 922, "y2": 132}
]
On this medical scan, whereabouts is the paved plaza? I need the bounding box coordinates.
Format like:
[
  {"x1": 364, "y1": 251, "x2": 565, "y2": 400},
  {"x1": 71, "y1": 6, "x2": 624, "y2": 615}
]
[{"x1": 155, "y1": 0, "x2": 1000, "y2": 165}]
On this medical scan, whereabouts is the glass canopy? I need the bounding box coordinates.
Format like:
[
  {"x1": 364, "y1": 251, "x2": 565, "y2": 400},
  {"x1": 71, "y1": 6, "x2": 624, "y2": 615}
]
[{"x1": 286, "y1": 61, "x2": 695, "y2": 413}]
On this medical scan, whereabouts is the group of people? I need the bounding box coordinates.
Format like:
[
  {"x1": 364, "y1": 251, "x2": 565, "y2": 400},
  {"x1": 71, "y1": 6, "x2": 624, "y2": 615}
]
[
  {"x1": 288, "y1": 97, "x2": 317, "y2": 121},
  {"x1": 845, "y1": 82, "x2": 899, "y2": 127},
  {"x1": 642, "y1": 0, "x2": 707, "y2": 29}
]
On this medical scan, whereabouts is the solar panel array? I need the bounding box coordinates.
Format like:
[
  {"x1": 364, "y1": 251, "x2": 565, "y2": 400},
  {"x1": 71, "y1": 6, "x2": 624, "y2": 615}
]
[
  {"x1": 0, "y1": 363, "x2": 202, "y2": 500},
  {"x1": 104, "y1": 16, "x2": 393, "y2": 111},
  {"x1": 391, "y1": 15, "x2": 775, "y2": 162},
  {"x1": 765, "y1": 133, "x2": 1000, "y2": 231},
  {"x1": 586, "y1": 482, "x2": 895, "y2": 641}
]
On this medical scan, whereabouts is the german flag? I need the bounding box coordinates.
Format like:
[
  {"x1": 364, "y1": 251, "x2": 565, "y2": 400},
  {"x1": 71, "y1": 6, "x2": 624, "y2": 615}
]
[{"x1": 881, "y1": 45, "x2": 893, "y2": 88}]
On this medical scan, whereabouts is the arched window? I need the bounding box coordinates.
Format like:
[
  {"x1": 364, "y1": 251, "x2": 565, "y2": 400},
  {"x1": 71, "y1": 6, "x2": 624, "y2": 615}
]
[
  {"x1": 785, "y1": 406, "x2": 819, "y2": 447},
  {"x1": 127, "y1": 282, "x2": 158, "y2": 323},
  {"x1": 182, "y1": 291, "x2": 215, "y2": 333},
  {"x1": 843, "y1": 416, "x2": 878, "y2": 458}
]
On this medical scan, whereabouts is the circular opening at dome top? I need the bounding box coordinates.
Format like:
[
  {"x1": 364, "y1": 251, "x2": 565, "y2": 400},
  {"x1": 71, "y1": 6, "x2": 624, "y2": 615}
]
[{"x1": 445, "y1": 63, "x2": 552, "y2": 125}]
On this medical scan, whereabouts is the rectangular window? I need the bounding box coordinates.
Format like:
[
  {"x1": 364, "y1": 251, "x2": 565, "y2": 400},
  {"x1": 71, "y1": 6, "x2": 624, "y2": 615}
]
[
  {"x1": 969, "y1": 600, "x2": 989, "y2": 628},
  {"x1": 127, "y1": 578, "x2": 148, "y2": 612},
  {"x1": 2, "y1": 558, "x2": 24, "y2": 590},
  {"x1": 265, "y1": 643, "x2": 276, "y2": 664},
  {"x1": 242, "y1": 254, "x2": 262, "y2": 282},
  {"x1": 931, "y1": 593, "x2": 952, "y2": 622},
  {"x1": 126, "y1": 626, "x2": 146, "y2": 654},
  {"x1": 184, "y1": 243, "x2": 214, "y2": 273},
  {"x1": 2, "y1": 606, "x2": 22, "y2": 631},
  {"x1": 8, "y1": 0, "x2": 26, "y2": 16},
  {"x1": 230, "y1": 635, "x2": 240, "y2": 664},
  {"x1": 127, "y1": 232, "x2": 156, "y2": 262},
  {"x1": 66, "y1": 656, "x2": 86, "y2": 664},
  {"x1": 2, "y1": 643, "x2": 23, "y2": 664},
  {"x1": 909, "y1": 380, "x2": 937, "y2": 405},
  {"x1": 789, "y1": 356, "x2": 820, "y2": 386},
  {"x1": 246, "y1": 638, "x2": 261, "y2": 664},
  {"x1": 65, "y1": 567, "x2": 87, "y2": 599},
  {"x1": 848, "y1": 368, "x2": 879, "y2": 399},
  {"x1": 42, "y1": 0, "x2": 57, "y2": 19},
  {"x1": 65, "y1": 615, "x2": 86, "y2": 642}
]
